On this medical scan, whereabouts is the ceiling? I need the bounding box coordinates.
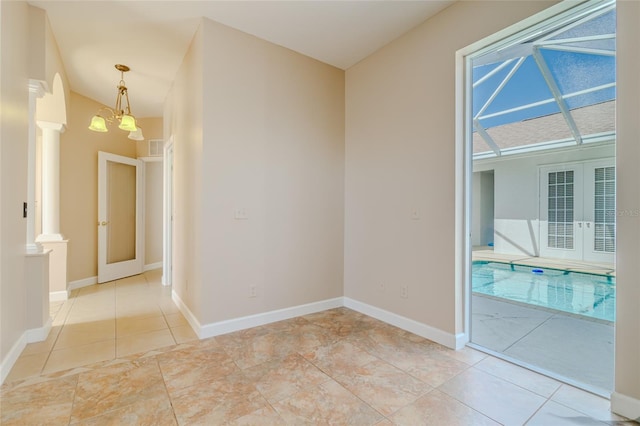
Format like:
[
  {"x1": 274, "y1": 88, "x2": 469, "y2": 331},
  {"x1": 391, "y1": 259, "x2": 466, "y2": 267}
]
[{"x1": 29, "y1": 1, "x2": 455, "y2": 118}]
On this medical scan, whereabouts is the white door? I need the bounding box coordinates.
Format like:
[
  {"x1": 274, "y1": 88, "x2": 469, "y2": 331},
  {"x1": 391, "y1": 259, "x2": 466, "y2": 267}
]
[
  {"x1": 582, "y1": 160, "x2": 615, "y2": 263},
  {"x1": 98, "y1": 151, "x2": 144, "y2": 283},
  {"x1": 540, "y1": 164, "x2": 583, "y2": 260},
  {"x1": 539, "y1": 159, "x2": 615, "y2": 263}
]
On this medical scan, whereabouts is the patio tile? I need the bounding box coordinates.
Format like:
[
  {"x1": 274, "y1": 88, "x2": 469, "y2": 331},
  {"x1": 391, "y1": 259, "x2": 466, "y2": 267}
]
[{"x1": 504, "y1": 315, "x2": 614, "y2": 390}]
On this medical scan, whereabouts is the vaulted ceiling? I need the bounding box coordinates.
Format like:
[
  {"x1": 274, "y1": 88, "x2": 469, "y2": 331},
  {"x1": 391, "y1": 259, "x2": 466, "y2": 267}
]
[{"x1": 29, "y1": 1, "x2": 455, "y2": 117}]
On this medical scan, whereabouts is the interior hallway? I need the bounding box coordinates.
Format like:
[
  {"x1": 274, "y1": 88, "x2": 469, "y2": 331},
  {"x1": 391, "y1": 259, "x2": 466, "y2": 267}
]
[{"x1": 1, "y1": 271, "x2": 628, "y2": 425}]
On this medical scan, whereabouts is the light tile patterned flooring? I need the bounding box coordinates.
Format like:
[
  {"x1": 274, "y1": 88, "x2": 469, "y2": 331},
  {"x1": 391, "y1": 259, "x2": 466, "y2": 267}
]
[{"x1": 1, "y1": 270, "x2": 630, "y2": 425}]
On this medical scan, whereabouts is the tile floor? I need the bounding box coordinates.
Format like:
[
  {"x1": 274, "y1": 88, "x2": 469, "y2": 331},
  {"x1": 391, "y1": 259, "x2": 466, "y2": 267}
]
[{"x1": 1, "y1": 271, "x2": 632, "y2": 425}]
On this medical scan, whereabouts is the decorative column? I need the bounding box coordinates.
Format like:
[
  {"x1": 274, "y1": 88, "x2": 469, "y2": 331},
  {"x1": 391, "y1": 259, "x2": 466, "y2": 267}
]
[
  {"x1": 36, "y1": 120, "x2": 65, "y2": 241},
  {"x1": 36, "y1": 120, "x2": 69, "y2": 299},
  {"x1": 25, "y1": 80, "x2": 52, "y2": 339},
  {"x1": 27, "y1": 80, "x2": 47, "y2": 252}
]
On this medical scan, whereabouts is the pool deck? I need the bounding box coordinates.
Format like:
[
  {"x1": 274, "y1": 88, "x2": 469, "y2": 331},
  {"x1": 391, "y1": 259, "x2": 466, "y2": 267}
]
[
  {"x1": 472, "y1": 247, "x2": 615, "y2": 276},
  {"x1": 470, "y1": 248, "x2": 615, "y2": 394}
]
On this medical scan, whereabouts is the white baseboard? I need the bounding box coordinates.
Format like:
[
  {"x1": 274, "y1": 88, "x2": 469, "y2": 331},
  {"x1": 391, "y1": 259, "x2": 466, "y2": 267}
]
[
  {"x1": 49, "y1": 290, "x2": 69, "y2": 301},
  {"x1": 144, "y1": 262, "x2": 162, "y2": 272},
  {"x1": 0, "y1": 334, "x2": 27, "y2": 385},
  {"x1": 343, "y1": 297, "x2": 459, "y2": 349},
  {"x1": 25, "y1": 318, "x2": 52, "y2": 343},
  {"x1": 171, "y1": 293, "x2": 461, "y2": 350},
  {"x1": 611, "y1": 392, "x2": 640, "y2": 421},
  {"x1": 171, "y1": 290, "x2": 203, "y2": 338},
  {"x1": 68, "y1": 276, "x2": 97, "y2": 291},
  {"x1": 171, "y1": 291, "x2": 343, "y2": 340},
  {"x1": 199, "y1": 297, "x2": 344, "y2": 339},
  {"x1": 1, "y1": 319, "x2": 53, "y2": 385}
]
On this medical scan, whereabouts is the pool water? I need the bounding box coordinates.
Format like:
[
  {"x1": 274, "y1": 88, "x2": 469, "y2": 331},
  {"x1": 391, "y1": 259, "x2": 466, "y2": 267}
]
[{"x1": 472, "y1": 261, "x2": 615, "y2": 322}]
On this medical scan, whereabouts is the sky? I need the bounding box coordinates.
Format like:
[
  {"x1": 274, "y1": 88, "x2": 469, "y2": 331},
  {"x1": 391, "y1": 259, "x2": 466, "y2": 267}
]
[{"x1": 472, "y1": 9, "x2": 616, "y2": 130}]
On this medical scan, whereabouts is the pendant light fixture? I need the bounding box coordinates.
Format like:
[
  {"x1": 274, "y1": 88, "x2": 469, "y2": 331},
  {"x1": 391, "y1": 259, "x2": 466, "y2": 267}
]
[{"x1": 88, "y1": 64, "x2": 143, "y2": 140}]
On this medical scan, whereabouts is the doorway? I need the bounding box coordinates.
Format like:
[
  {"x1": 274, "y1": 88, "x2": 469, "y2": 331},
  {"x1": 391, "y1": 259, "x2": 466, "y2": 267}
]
[{"x1": 464, "y1": 0, "x2": 616, "y2": 393}]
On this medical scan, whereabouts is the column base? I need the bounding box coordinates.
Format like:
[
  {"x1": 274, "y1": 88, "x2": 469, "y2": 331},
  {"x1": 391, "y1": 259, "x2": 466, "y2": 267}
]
[
  {"x1": 26, "y1": 242, "x2": 44, "y2": 254},
  {"x1": 25, "y1": 249, "x2": 52, "y2": 331},
  {"x1": 36, "y1": 233, "x2": 65, "y2": 242},
  {"x1": 37, "y1": 239, "x2": 69, "y2": 296}
]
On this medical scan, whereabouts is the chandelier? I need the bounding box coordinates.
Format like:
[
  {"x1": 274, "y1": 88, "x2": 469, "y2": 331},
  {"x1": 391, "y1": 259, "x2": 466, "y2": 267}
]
[{"x1": 88, "y1": 64, "x2": 144, "y2": 140}]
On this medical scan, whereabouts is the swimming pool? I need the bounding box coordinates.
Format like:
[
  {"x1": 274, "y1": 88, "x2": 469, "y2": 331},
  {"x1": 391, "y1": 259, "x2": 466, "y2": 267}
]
[{"x1": 472, "y1": 261, "x2": 615, "y2": 322}]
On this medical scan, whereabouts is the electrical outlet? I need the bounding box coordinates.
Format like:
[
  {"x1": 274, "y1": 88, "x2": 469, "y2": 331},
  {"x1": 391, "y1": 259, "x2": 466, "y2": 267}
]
[
  {"x1": 400, "y1": 285, "x2": 408, "y2": 299},
  {"x1": 379, "y1": 282, "x2": 385, "y2": 292},
  {"x1": 249, "y1": 285, "x2": 257, "y2": 298},
  {"x1": 411, "y1": 208, "x2": 420, "y2": 220}
]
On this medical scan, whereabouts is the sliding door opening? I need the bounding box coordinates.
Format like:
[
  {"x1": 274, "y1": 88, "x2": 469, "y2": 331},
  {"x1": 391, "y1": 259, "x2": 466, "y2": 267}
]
[{"x1": 463, "y1": 0, "x2": 616, "y2": 395}]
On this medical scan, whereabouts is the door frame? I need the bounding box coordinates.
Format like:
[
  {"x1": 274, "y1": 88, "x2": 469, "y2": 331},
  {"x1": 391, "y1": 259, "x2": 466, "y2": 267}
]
[
  {"x1": 162, "y1": 138, "x2": 174, "y2": 286},
  {"x1": 97, "y1": 151, "x2": 144, "y2": 283},
  {"x1": 455, "y1": 1, "x2": 598, "y2": 345}
]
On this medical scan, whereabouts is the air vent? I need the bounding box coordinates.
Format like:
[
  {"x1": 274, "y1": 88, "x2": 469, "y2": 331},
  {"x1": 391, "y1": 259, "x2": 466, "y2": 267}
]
[{"x1": 148, "y1": 139, "x2": 163, "y2": 157}]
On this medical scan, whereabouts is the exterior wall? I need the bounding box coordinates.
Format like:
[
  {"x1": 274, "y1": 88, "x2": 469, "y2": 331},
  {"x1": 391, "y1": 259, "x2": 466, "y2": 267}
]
[
  {"x1": 472, "y1": 170, "x2": 494, "y2": 247},
  {"x1": 474, "y1": 143, "x2": 615, "y2": 257},
  {"x1": 344, "y1": 0, "x2": 557, "y2": 336},
  {"x1": 60, "y1": 92, "x2": 137, "y2": 283}
]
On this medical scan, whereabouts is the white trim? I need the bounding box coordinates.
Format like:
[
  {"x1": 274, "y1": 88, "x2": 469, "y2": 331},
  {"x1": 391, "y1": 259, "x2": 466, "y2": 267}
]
[
  {"x1": 162, "y1": 139, "x2": 174, "y2": 287},
  {"x1": 143, "y1": 262, "x2": 162, "y2": 272},
  {"x1": 456, "y1": 0, "x2": 614, "y2": 353},
  {"x1": 171, "y1": 293, "x2": 469, "y2": 350},
  {"x1": 0, "y1": 334, "x2": 27, "y2": 385},
  {"x1": 25, "y1": 318, "x2": 52, "y2": 343},
  {"x1": 68, "y1": 276, "x2": 97, "y2": 291},
  {"x1": 1, "y1": 319, "x2": 52, "y2": 385},
  {"x1": 343, "y1": 297, "x2": 461, "y2": 349},
  {"x1": 171, "y1": 290, "x2": 202, "y2": 336},
  {"x1": 172, "y1": 291, "x2": 343, "y2": 340},
  {"x1": 49, "y1": 290, "x2": 69, "y2": 301},
  {"x1": 611, "y1": 392, "x2": 640, "y2": 421},
  {"x1": 198, "y1": 298, "x2": 344, "y2": 339}
]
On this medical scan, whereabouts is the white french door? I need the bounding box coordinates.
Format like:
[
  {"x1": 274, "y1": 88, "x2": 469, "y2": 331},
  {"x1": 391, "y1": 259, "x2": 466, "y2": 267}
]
[
  {"x1": 98, "y1": 151, "x2": 144, "y2": 283},
  {"x1": 539, "y1": 159, "x2": 615, "y2": 263}
]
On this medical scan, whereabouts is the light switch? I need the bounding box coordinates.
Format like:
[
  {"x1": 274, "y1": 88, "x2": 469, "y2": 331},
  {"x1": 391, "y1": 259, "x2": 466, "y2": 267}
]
[{"x1": 234, "y1": 208, "x2": 248, "y2": 220}]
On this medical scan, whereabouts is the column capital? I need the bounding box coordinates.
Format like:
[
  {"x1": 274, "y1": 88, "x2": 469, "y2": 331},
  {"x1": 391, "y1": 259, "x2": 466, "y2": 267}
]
[
  {"x1": 28, "y1": 79, "x2": 48, "y2": 98},
  {"x1": 37, "y1": 120, "x2": 66, "y2": 134}
]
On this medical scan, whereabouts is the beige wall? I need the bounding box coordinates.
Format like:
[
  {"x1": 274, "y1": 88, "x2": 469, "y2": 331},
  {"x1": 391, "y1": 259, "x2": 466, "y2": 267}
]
[
  {"x1": 144, "y1": 161, "x2": 163, "y2": 266},
  {"x1": 0, "y1": 0, "x2": 30, "y2": 365},
  {"x1": 135, "y1": 117, "x2": 163, "y2": 158},
  {"x1": 166, "y1": 18, "x2": 345, "y2": 324},
  {"x1": 614, "y1": 0, "x2": 640, "y2": 409},
  {"x1": 346, "y1": 0, "x2": 639, "y2": 414},
  {"x1": 60, "y1": 92, "x2": 137, "y2": 283},
  {"x1": 165, "y1": 24, "x2": 204, "y2": 318},
  {"x1": 345, "y1": 1, "x2": 557, "y2": 335},
  {"x1": 135, "y1": 117, "x2": 164, "y2": 268}
]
